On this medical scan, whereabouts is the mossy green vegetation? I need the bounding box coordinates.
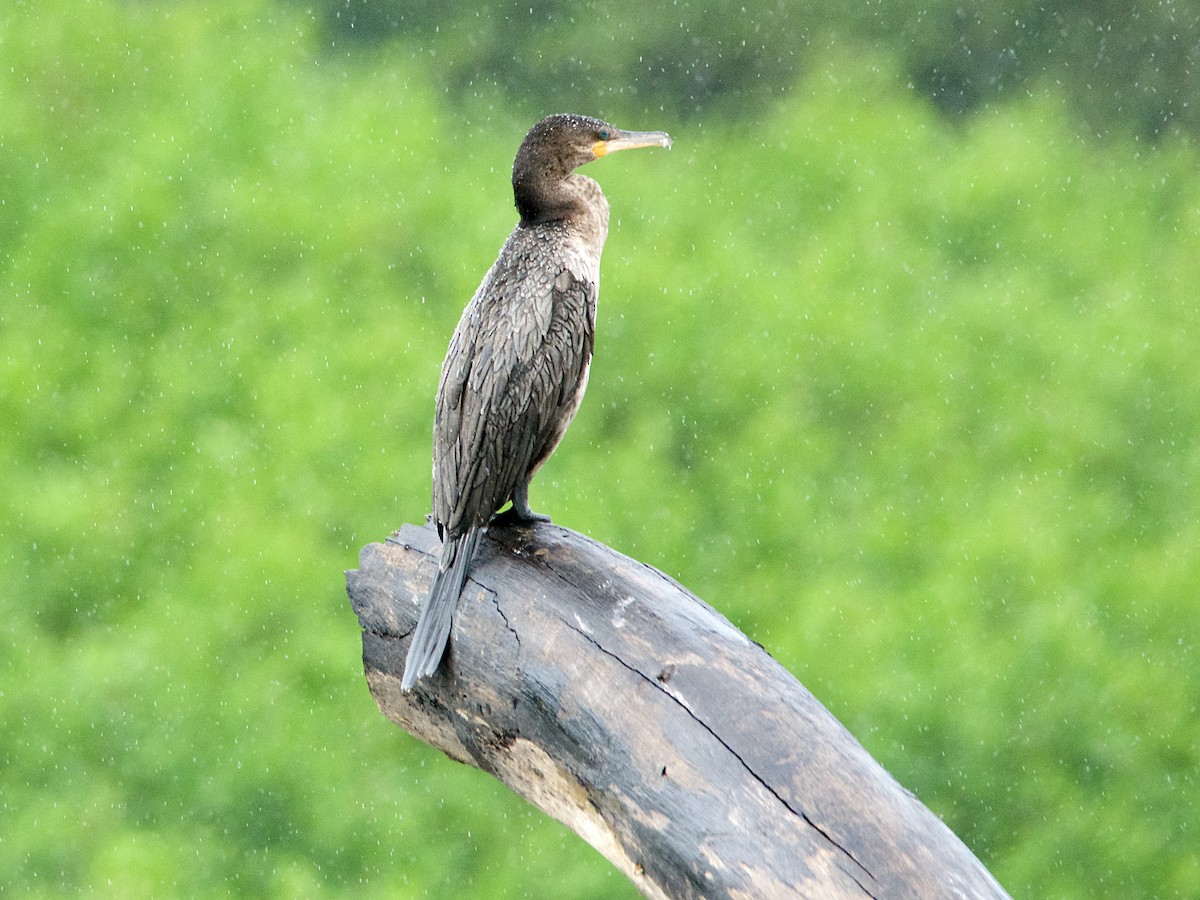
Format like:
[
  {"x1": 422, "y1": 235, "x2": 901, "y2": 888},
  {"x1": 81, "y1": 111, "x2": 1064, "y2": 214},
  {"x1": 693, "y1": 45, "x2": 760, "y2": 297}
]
[{"x1": 2, "y1": 3, "x2": 1196, "y2": 896}]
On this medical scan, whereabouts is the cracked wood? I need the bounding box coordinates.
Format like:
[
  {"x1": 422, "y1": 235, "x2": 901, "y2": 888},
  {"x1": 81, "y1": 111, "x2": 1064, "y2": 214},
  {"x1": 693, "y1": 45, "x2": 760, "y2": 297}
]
[{"x1": 347, "y1": 520, "x2": 1011, "y2": 900}]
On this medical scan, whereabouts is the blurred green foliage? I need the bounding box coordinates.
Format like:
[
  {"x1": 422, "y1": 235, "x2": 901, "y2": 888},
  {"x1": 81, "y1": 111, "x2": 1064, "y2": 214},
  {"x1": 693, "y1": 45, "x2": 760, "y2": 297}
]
[
  {"x1": 3, "y1": 1, "x2": 1198, "y2": 897},
  {"x1": 309, "y1": 0, "x2": 1200, "y2": 139}
]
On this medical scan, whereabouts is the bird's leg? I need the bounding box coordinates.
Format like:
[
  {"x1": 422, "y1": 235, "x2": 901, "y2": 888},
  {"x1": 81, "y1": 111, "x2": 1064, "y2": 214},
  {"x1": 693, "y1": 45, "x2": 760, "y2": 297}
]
[{"x1": 499, "y1": 478, "x2": 551, "y2": 524}]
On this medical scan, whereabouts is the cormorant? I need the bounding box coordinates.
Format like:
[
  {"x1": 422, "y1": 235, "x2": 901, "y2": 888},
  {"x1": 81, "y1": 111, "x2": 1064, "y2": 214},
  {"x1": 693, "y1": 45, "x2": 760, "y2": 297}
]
[{"x1": 401, "y1": 114, "x2": 671, "y2": 691}]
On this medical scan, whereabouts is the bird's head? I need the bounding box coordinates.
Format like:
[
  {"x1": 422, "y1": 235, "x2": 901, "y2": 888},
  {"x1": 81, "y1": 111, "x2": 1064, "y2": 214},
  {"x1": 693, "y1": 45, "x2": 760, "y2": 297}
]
[{"x1": 512, "y1": 114, "x2": 671, "y2": 224}]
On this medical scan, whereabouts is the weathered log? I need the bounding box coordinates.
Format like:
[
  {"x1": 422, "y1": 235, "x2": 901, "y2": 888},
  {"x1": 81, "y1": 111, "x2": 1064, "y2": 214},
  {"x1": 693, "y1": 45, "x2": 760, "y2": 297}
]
[{"x1": 347, "y1": 520, "x2": 1010, "y2": 900}]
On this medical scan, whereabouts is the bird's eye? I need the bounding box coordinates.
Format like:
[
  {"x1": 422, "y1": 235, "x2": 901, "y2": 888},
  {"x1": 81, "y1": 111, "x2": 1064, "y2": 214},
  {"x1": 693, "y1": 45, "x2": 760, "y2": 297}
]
[{"x1": 598, "y1": 129, "x2": 610, "y2": 140}]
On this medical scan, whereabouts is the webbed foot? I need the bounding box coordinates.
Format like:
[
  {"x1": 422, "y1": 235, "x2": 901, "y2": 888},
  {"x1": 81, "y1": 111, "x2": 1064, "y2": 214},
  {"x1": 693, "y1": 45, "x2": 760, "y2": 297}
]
[
  {"x1": 494, "y1": 480, "x2": 551, "y2": 525},
  {"x1": 491, "y1": 504, "x2": 551, "y2": 526}
]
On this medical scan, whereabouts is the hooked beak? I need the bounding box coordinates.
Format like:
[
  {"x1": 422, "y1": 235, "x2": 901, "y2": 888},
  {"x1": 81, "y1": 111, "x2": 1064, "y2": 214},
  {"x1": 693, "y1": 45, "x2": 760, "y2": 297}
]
[{"x1": 594, "y1": 128, "x2": 673, "y2": 158}]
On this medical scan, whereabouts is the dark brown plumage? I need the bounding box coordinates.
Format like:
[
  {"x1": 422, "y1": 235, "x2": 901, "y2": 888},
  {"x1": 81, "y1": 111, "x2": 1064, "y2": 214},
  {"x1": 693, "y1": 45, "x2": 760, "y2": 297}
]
[{"x1": 402, "y1": 114, "x2": 671, "y2": 690}]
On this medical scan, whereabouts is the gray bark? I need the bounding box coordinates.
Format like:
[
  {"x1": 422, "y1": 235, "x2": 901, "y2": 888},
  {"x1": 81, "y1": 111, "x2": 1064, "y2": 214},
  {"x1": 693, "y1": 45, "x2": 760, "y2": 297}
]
[{"x1": 346, "y1": 520, "x2": 1010, "y2": 900}]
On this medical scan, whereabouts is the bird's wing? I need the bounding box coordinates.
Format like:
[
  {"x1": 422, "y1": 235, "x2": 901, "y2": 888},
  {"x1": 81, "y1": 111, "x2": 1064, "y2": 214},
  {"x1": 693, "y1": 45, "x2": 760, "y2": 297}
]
[{"x1": 433, "y1": 242, "x2": 595, "y2": 535}]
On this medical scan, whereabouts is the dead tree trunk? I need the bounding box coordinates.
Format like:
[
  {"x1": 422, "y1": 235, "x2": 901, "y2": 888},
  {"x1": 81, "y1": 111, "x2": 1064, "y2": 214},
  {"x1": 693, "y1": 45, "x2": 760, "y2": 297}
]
[{"x1": 346, "y1": 520, "x2": 1010, "y2": 900}]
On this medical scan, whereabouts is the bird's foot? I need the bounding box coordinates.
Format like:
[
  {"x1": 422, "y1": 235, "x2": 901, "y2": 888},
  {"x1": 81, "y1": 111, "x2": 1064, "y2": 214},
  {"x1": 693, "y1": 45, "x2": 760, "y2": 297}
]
[
  {"x1": 492, "y1": 501, "x2": 551, "y2": 527},
  {"x1": 496, "y1": 482, "x2": 552, "y2": 526}
]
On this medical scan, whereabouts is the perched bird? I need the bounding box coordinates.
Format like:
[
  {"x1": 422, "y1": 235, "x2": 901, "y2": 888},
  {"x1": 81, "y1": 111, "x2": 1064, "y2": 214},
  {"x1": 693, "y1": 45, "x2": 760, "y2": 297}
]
[{"x1": 402, "y1": 114, "x2": 671, "y2": 690}]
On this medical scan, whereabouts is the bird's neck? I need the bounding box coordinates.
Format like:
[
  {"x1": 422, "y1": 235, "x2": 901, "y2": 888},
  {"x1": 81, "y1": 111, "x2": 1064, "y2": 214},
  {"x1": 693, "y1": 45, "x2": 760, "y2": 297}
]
[{"x1": 515, "y1": 173, "x2": 607, "y2": 233}]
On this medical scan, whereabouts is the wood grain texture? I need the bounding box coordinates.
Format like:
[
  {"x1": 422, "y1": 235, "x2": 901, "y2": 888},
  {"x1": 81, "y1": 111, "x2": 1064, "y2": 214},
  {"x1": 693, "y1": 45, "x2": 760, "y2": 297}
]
[{"x1": 347, "y1": 520, "x2": 1010, "y2": 900}]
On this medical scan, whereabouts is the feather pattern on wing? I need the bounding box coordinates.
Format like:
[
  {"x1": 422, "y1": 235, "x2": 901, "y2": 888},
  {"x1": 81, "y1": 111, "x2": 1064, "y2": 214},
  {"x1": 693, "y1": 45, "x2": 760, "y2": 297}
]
[{"x1": 432, "y1": 215, "x2": 601, "y2": 540}]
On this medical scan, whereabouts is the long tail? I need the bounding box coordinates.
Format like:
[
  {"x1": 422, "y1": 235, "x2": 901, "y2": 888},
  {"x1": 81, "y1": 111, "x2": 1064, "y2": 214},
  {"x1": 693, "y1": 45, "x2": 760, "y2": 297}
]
[{"x1": 401, "y1": 526, "x2": 483, "y2": 690}]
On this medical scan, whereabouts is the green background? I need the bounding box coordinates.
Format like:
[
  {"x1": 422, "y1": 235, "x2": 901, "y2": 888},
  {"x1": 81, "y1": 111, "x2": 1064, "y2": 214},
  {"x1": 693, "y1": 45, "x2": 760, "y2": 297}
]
[{"x1": 3, "y1": 1, "x2": 1197, "y2": 896}]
